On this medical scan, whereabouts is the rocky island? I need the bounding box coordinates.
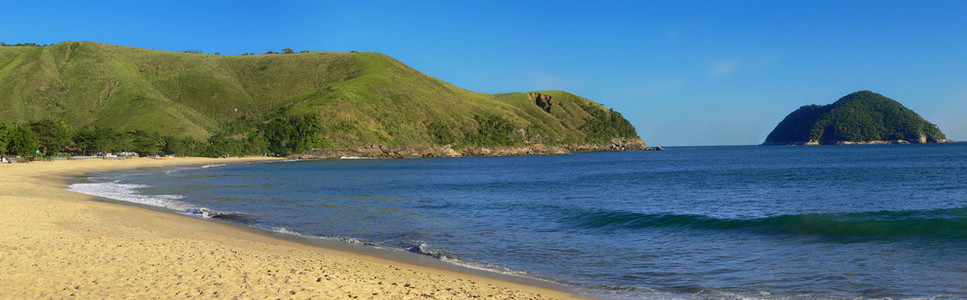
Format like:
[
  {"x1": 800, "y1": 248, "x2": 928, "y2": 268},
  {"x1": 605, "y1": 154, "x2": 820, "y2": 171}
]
[{"x1": 763, "y1": 91, "x2": 952, "y2": 145}]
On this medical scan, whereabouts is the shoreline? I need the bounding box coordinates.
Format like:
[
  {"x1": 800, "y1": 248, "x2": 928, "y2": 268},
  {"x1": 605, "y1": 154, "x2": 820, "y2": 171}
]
[
  {"x1": 0, "y1": 157, "x2": 578, "y2": 299},
  {"x1": 294, "y1": 138, "x2": 659, "y2": 160},
  {"x1": 761, "y1": 139, "x2": 956, "y2": 146}
]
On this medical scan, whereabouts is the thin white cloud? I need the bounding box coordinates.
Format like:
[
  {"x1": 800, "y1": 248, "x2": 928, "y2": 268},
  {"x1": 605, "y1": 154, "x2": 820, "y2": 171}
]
[
  {"x1": 705, "y1": 54, "x2": 780, "y2": 78},
  {"x1": 708, "y1": 60, "x2": 739, "y2": 77}
]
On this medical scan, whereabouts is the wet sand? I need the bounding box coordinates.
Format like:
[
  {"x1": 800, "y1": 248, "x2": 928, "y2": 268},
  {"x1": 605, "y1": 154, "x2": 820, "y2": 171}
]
[{"x1": 0, "y1": 157, "x2": 575, "y2": 299}]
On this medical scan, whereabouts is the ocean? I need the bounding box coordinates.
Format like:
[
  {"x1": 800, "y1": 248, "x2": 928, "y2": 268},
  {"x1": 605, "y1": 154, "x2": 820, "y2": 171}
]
[{"x1": 70, "y1": 143, "x2": 967, "y2": 299}]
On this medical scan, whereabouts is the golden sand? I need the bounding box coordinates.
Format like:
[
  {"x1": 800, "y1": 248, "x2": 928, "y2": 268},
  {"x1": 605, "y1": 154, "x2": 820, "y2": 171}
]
[{"x1": 0, "y1": 157, "x2": 574, "y2": 299}]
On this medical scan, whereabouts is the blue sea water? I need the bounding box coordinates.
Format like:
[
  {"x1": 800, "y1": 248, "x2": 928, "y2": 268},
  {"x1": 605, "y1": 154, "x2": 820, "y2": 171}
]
[{"x1": 71, "y1": 143, "x2": 967, "y2": 298}]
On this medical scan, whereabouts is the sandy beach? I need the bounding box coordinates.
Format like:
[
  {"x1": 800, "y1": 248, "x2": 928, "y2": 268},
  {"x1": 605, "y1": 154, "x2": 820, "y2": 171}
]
[{"x1": 0, "y1": 157, "x2": 574, "y2": 299}]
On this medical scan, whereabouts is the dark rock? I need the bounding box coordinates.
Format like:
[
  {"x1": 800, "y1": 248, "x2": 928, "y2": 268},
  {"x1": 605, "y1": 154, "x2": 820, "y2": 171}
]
[
  {"x1": 292, "y1": 137, "x2": 653, "y2": 160},
  {"x1": 530, "y1": 93, "x2": 553, "y2": 113}
]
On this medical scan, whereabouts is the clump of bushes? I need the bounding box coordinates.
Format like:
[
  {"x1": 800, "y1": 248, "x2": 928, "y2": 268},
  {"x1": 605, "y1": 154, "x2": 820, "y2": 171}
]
[
  {"x1": 464, "y1": 115, "x2": 521, "y2": 147},
  {"x1": 579, "y1": 104, "x2": 638, "y2": 143}
]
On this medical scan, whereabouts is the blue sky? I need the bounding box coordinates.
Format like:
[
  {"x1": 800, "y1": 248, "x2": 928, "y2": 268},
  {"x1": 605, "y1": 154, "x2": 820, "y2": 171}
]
[{"x1": 2, "y1": 1, "x2": 965, "y2": 146}]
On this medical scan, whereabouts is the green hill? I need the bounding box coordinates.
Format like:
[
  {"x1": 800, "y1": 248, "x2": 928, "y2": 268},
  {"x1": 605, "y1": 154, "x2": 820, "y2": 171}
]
[
  {"x1": 0, "y1": 42, "x2": 647, "y2": 157},
  {"x1": 763, "y1": 91, "x2": 951, "y2": 145}
]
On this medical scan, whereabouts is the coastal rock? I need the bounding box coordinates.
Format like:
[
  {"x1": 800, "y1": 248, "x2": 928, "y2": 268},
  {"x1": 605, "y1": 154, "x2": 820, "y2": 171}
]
[
  {"x1": 566, "y1": 137, "x2": 651, "y2": 152},
  {"x1": 459, "y1": 145, "x2": 569, "y2": 157},
  {"x1": 764, "y1": 137, "x2": 955, "y2": 146},
  {"x1": 611, "y1": 137, "x2": 649, "y2": 150},
  {"x1": 530, "y1": 93, "x2": 553, "y2": 113},
  {"x1": 292, "y1": 138, "x2": 660, "y2": 160},
  {"x1": 296, "y1": 145, "x2": 465, "y2": 159}
]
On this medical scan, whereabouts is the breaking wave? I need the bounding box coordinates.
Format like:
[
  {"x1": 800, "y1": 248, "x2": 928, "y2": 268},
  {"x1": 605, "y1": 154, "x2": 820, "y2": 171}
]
[
  {"x1": 69, "y1": 181, "x2": 256, "y2": 222},
  {"x1": 565, "y1": 207, "x2": 967, "y2": 238}
]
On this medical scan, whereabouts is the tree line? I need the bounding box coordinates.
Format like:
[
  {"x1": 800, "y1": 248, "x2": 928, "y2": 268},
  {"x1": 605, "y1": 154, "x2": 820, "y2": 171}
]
[
  {"x1": 1, "y1": 42, "x2": 317, "y2": 55},
  {"x1": 0, "y1": 42, "x2": 45, "y2": 47},
  {"x1": 0, "y1": 115, "x2": 329, "y2": 159},
  {"x1": 186, "y1": 48, "x2": 312, "y2": 56}
]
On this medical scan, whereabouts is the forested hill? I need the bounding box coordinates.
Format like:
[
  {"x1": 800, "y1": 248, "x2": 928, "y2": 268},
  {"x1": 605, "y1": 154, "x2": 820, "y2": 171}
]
[
  {"x1": 763, "y1": 91, "x2": 951, "y2": 145},
  {"x1": 0, "y1": 42, "x2": 647, "y2": 157}
]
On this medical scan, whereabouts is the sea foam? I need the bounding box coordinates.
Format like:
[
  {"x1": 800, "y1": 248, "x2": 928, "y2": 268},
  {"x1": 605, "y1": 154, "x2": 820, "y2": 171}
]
[
  {"x1": 68, "y1": 180, "x2": 253, "y2": 221},
  {"x1": 69, "y1": 181, "x2": 192, "y2": 210},
  {"x1": 339, "y1": 156, "x2": 377, "y2": 160}
]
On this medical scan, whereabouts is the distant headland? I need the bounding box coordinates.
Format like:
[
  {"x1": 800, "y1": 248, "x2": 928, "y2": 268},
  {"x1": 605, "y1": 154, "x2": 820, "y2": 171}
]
[
  {"x1": 763, "y1": 91, "x2": 953, "y2": 145},
  {"x1": 0, "y1": 42, "x2": 655, "y2": 159}
]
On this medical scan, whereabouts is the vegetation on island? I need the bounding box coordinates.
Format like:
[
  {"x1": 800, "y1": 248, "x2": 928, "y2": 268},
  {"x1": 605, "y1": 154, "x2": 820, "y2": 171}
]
[
  {"x1": 0, "y1": 42, "x2": 644, "y2": 158},
  {"x1": 764, "y1": 90, "x2": 950, "y2": 145}
]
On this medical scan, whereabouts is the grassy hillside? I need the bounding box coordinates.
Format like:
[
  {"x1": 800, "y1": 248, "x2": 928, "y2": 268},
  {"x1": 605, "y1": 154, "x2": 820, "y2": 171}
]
[
  {"x1": 0, "y1": 42, "x2": 643, "y2": 155},
  {"x1": 0, "y1": 42, "x2": 652, "y2": 157},
  {"x1": 0, "y1": 42, "x2": 362, "y2": 139},
  {"x1": 764, "y1": 91, "x2": 949, "y2": 145}
]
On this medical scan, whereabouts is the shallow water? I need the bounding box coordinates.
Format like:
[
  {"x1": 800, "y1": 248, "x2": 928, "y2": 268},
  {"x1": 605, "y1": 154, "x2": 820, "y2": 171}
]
[{"x1": 71, "y1": 143, "x2": 967, "y2": 298}]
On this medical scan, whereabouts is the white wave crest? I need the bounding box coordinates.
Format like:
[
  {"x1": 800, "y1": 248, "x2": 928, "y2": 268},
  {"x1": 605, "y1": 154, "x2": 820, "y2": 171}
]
[
  {"x1": 265, "y1": 227, "x2": 304, "y2": 236},
  {"x1": 69, "y1": 181, "x2": 191, "y2": 210},
  {"x1": 339, "y1": 156, "x2": 377, "y2": 160}
]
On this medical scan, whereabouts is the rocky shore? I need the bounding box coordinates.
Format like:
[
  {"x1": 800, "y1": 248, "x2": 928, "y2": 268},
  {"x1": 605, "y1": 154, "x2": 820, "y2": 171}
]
[
  {"x1": 762, "y1": 138, "x2": 955, "y2": 146},
  {"x1": 293, "y1": 138, "x2": 660, "y2": 159}
]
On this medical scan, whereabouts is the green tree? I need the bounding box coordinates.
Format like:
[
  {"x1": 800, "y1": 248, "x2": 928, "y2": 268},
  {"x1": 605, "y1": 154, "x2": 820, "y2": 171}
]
[
  {"x1": 282, "y1": 48, "x2": 295, "y2": 54},
  {"x1": 127, "y1": 130, "x2": 165, "y2": 156},
  {"x1": 0, "y1": 122, "x2": 11, "y2": 154},
  {"x1": 261, "y1": 115, "x2": 327, "y2": 156},
  {"x1": 163, "y1": 136, "x2": 204, "y2": 156},
  {"x1": 465, "y1": 115, "x2": 520, "y2": 147},
  {"x1": 7, "y1": 123, "x2": 40, "y2": 157},
  {"x1": 29, "y1": 119, "x2": 73, "y2": 155},
  {"x1": 74, "y1": 127, "x2": 119, "y2": 155},
  {"x1": 244, "y1": 131, "x2": 270, "y2": 155},
  {"x1": 204, "y1": 133, "x2": 244, "y2": 157},
  {"x1": 578, "y1": 105, "x2": 638, "y2": 143},
  {"x1": 426, "y1": 122, "x2": 455, "y2": 144}
]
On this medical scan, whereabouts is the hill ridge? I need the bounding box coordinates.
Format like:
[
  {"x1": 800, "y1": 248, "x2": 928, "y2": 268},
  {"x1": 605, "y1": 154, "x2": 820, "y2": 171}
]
[{"x1": 0, "y1": 41, "x2": 650, "y2": 157}]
